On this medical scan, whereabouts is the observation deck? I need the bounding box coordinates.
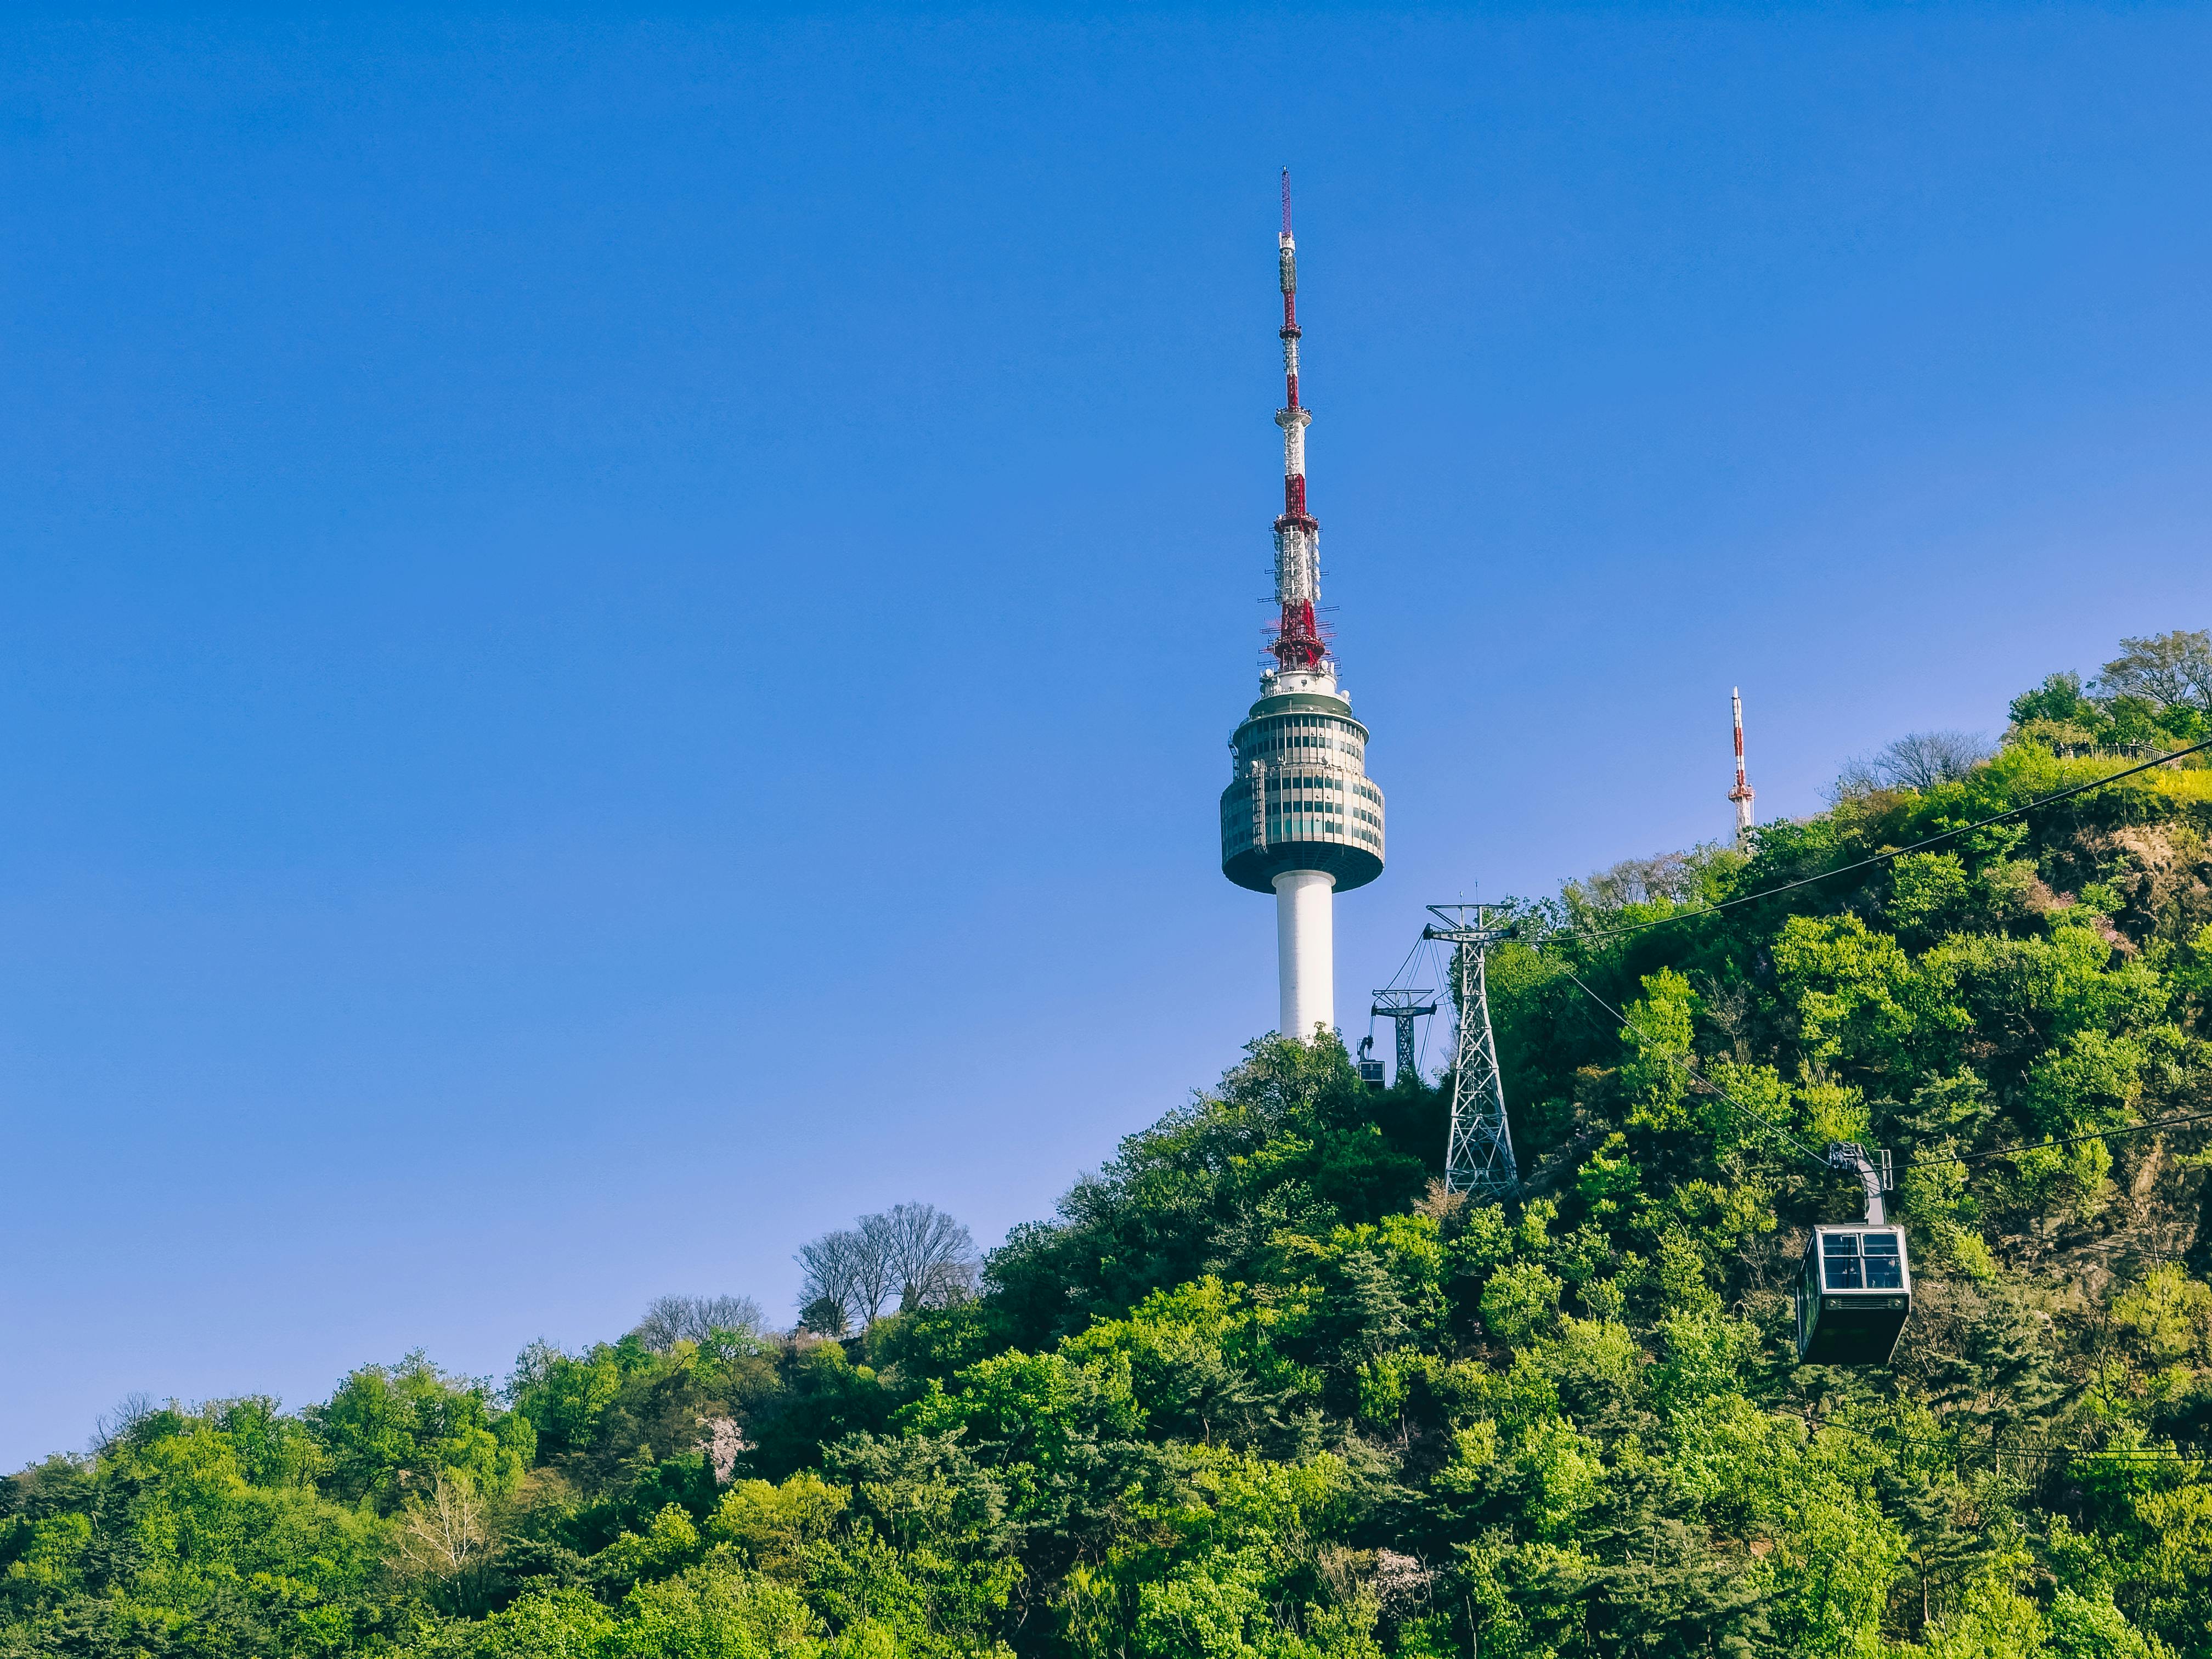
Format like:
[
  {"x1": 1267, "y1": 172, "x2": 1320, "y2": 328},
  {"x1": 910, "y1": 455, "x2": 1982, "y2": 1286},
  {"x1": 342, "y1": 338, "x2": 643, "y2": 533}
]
[{"x1": 1219, "y1": 668, "x2": 1385, "y2": 895}]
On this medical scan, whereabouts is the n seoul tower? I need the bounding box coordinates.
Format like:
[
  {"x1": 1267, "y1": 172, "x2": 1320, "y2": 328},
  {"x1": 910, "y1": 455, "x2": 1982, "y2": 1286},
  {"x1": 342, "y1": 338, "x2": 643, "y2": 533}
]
[{"x1": 1220, "y1": 173, "x2": 1385, "y2": 1039}]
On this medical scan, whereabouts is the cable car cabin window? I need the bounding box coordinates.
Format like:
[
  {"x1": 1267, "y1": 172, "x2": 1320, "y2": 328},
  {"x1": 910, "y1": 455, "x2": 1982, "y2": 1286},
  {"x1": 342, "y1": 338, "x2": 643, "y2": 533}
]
[
  {"x1": 1862, "y1": 1233, "x2": 1904, "y2": 1288},
  {"x1": 1822, "y1": 1232, "x2": 1864, "y2": 1289}
]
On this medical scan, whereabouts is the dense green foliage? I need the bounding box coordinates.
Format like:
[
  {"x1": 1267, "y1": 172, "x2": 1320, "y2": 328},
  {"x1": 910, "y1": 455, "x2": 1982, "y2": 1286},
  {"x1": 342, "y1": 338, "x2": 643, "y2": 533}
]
[{"x1": 8, "y1": 636, "x2": 2212, "y2": 1657}]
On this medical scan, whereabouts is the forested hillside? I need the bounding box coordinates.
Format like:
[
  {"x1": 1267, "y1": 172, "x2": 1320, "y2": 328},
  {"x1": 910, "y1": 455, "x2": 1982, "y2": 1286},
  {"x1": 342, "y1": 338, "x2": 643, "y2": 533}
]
[{"x1": 7, "y1": 631, "x2": 2212, "y2": 1659}]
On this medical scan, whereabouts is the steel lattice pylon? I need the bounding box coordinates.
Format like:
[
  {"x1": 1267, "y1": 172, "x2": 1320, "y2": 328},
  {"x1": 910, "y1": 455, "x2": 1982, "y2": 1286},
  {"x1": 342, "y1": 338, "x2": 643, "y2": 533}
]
[
  {"x1": 1423, "y1": 905, "x2": 1519, "y2": 1199},
  {"x1": 1369, "y1": 988, "x2": 1437, "y2": 1086}
]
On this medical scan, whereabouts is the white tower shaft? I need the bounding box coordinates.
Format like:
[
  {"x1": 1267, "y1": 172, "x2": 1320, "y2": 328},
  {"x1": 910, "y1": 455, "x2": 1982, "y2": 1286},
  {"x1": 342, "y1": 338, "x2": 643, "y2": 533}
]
[{"x1": 1274, "y1": 870, "x2": 1336, "y2": 1037}]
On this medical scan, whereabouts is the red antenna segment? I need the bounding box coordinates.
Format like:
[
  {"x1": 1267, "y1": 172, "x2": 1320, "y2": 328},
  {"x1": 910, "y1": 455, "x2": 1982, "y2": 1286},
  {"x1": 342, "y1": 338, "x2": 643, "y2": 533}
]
[{"x1": 1271, "y1": 169, "x2": 1323, "y2": 673}]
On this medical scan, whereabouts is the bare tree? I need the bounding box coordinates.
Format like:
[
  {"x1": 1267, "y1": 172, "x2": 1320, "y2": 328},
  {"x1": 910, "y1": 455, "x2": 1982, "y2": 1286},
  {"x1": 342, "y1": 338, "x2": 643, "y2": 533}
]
[
  {"x1": 2100, "y1": 629, "x2": 2212, "y2": 712},
  {"x1": 1833, "y1": 730, "x2": 1993, "y2": 799},
  {"x1": 797, "y1": 1203, "x2": 979, "y2": 1331},
  {"x1": 632, "y1": 1293, "x2": 765, "y2": 1352},
  {"x1": 1827, "y1": 753, "x2": 1883, "y2": 802},
  {"x1": 390, "y1": 1470, "x2": 495, "y2": 1592},
  {"x1": 848, "y1": 1217, "x2": 901, "y2": 1320},
  {"x1": 89, "y1": 1392, "x2": 157, "y2": 1455},
  {"x1": 876, "y1": 1202, "x2": 979, "y2": 1311},
  {"x1": 1566, "y1": 852, "x2": 1701, "y2": 914},
  {"x1": 797, "y1": 1227, "x2": 878, "y2": 1331},
  {"x1": 1881, "y1": 730, "x2": 1994, "y2": 789}
]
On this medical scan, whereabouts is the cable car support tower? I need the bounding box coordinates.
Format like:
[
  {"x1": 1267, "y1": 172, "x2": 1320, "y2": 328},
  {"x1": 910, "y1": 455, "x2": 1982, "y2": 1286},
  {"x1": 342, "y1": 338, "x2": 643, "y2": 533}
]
[
  {"x1": 1372, "y1": 988, "x2": 1437, "y2": 1085},
  {"x1": 1423, "y1": 905, "x2": 1519, "y2": 1199}
]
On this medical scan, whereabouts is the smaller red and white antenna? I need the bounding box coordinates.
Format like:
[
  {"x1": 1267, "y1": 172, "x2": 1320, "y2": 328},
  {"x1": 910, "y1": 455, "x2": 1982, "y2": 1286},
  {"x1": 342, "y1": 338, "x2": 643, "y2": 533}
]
[{"x1": 1728, "y1": 687, "x2": 1756, "y2": 844}]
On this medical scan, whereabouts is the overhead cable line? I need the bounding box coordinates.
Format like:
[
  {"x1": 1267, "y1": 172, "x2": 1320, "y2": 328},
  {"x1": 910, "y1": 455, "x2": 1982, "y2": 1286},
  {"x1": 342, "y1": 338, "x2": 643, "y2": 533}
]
[
  {"x1": 1551, "y1": 964, "x2": 1830, "y2": 1170},
  {"x1": 1380, "y1": 931, "x2": 1425, "y2": 996},
  {"x1": 1554, "y1": 963, "x2": 2212, "y2": 1177},
  {"x1": 1783, "y1": 1409, "x2": 2211, "y2": 1467},
  {"x1": 1526, "y1": 736, "x2": 2212, "y2": 952},
  {"x1": 1909, "y1": 1105, "x2": 2212, "y2": 1168}
]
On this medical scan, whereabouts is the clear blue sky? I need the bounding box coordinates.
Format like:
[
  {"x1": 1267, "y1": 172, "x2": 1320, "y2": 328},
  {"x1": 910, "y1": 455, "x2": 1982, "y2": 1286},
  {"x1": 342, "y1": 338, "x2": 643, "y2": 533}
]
[{"x1": 3, "y1": 8, "x2": 2205, "y2": 1468}]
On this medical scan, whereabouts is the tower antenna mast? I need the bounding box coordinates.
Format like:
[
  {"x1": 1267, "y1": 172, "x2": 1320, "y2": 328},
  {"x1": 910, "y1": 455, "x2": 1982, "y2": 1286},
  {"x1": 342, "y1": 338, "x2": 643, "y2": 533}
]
[
  {"x1": 1423, "y1": 905, "x2": 1519, "y2": 1198},
  {"x1": 1272, "y1": 167, "x2": 1323, "y2": 672},
  {"x1": 1728, "y1": 687, "x2": 1756, "y2": 845}
]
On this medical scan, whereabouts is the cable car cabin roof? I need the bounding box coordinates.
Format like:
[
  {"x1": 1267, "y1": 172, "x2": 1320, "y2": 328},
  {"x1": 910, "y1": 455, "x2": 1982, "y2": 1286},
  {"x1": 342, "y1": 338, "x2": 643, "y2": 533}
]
[{"x1": 1796, "y1": 1224, "x2": 1913, "y2": 1367}]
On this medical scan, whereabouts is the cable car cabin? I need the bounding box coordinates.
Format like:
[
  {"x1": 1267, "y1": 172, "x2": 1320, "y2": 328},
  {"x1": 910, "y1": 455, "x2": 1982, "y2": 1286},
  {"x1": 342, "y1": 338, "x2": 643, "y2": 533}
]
[
  {"x1": 1355, "y1": 1037, "x2": 1386, "y2": 1091},
  {"x1": 1795, "y1": 1225, "x2": 1912, "y2": 1365}
]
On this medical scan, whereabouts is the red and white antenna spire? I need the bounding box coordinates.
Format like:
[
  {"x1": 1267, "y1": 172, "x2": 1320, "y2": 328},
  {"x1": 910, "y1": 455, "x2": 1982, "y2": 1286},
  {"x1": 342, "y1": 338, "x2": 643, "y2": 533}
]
[
  {"x1": 1271, "y1": 169, "x2": 1325, "y2": 674},
  {"x1": 1729, "y1": 687, "x2": 1756, "y2": 844}
]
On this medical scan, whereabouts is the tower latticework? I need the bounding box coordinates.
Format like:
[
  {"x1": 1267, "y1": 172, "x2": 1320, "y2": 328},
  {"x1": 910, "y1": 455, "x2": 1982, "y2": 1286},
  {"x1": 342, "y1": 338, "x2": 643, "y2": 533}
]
[
  {"x1": 1729, "y1": 687, "x2": 1756, "y2": 845},
  {"x1": 1370, "y1": 988, "x2": 1436, "y2": 1086},
  {"x1": 1423, "y1": 906, "x2": 1519, "y2": 1199}
]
